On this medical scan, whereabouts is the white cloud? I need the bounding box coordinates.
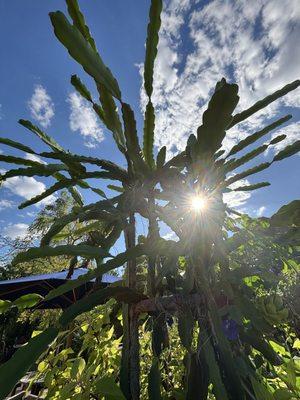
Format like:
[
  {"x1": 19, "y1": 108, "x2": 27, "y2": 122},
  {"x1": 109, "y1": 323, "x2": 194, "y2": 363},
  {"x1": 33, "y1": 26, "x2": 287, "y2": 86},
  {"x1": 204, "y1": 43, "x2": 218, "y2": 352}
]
[
  {"x1": 2, "y1": 176, "x2": 55, "y2": 207},
  {"x1": 0, "y1": 199, "x2": 15, "y2": 211},
  {"x1": 67, "y1": 92, "x2": 104, "y2": 148},
  {"x1": 139, "y1": 0, "x2": 300, "y2": 158},
  {"x1": 3, "y1": 223, "x2": 29, "y2": 240},
  {"x1": 24, "y1": 153, "x2": 47, "y2": 164},
  {"x1": 163, "y1": 231, "x2": 179, "y2": 241},
  {"x1": 223, "y1": 178, "x2": 251, "y2": 208},
  {"x1": 267, "y1": 121, "x2": 300, "y2": 155},
  {"x1": 28, "y1": 85, "x2": 55, "y2": 128},
  {"x1": 257, "y1": 206, "x2": 266, "y2": 217}
]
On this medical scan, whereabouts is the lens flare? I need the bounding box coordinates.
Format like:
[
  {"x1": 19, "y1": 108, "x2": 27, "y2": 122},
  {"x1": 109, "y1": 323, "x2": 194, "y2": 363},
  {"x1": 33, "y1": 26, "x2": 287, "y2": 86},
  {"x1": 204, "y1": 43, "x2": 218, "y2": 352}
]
[{"x1": 190, "y1": 195, "x2": 208, "y2": 212}]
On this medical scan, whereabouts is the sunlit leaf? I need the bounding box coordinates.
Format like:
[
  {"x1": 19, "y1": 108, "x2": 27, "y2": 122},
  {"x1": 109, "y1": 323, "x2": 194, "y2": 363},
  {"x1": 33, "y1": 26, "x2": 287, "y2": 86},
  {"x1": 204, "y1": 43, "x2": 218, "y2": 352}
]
[
  {"x1": 13, "y1": 293, "x2": 43, "y2": 310},
  {"x1": 0, "y1": 299, "x2": 11, "y2": 314}
]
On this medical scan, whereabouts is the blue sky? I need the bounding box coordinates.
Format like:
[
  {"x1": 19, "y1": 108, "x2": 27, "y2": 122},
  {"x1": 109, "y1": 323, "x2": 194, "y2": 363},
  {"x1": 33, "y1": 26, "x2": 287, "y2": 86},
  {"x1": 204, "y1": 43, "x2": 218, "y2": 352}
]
[{"x1": 0, "y1": 0, "x2": 299, "y2": 244}]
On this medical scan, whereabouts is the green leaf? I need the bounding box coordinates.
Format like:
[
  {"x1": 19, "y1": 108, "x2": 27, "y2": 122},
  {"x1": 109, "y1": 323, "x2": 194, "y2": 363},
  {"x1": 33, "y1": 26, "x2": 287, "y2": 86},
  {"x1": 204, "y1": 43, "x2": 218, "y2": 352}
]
[
  {"x1": 93, "y1": 102, "x2": 106, "y2": 123},
  {"x1": 0, "y1": 327, "x2": 59, "y2": 400},
  {"x1": 66, "y1": 0, "x2": 96, "y2": 50},
  {"x1": 177, "y1": 309, "x2": 195, "y2": 351},
  {"x1": 225, "y1": 144, "x2": 268, "y2": 172},
  {"x1": 11, "y1": 244, "x2": 111, "y2": 266},
  {"x1": 226, "y1": 115, "x2": 292, "y2": 158},
  {"x1": 71, "y1": 357, "x2": 86, "y2": 379},
  {"x1": 18, "y1": 171, "x2": 114, "y2": 209},
  {"x1": 49, "y1": 11, "x2": 121, "y2": 100},
  {"x1": 39, "y1": 151, "x2": 129, "y2": 181},
  {"x1": 108, "y1": 184, "x2": 125, "y2": 193},
  {"x1": 18, "y1": 178, "x2": 77, "y2": 209},
  {"x1": 142, "y1": 0, "x2": 162, "y2": 168},
  {"x1": 240, "y1": 330, "x2": 282, "y2": 365},
  {"x1": 224, "y1": 162, "x2": 271, "y2": 188},
  {"x1": 0, "y1": 154, "x2": 42, "y2": 167},
  {"x1": 152, "y1": 317, "x2": 167, "y2": 357},
  {"x1": 121, "y1": 102, "x2": 146, "y2": 171},
  {"x1": 206, "y1": 296, "x2": 245, "y2": 399},
  {"x1": 144, "y1": 0, "x2": 162, "y2": 98},
  {"x1": 94, "y1": 376, "x2": 125, "y2": 399},
  {"x1": 186, "y1": 352, "x2": 209, "y2": 400},
  {"x1": 1, "y1": 164, "x2": 68, "y2": 181},
  {"x1": 164, "y1": 150, "x2": 186, "y2": 168},
  {"x1": 13, "y1": 293, "x2": 43, "y2": 310},
  {"x1": 197, "y1": 78, "x2": 239, "y2": 154},
  {"x1": 70, "y1": 74, "x2": 93, "y2": 102},
  {"x1": 0, "y1": 300, "x2": 11, "y2": 314},
  {"x1": 270, "y1": 200, "x2": 300, "y2": 227},
  {"x1": 0, "y1": 137, "x2": 37, "y2": 154},
  {"x1": 274, "y1": 388, "x2": 294, "y2": 400},
  {"x1": 269, "y1": 134, "x2": 286, "y2": 145},
  {"x1": 98, "y1": 83, "x2": 125, "y2": 150},
  {"x1": 202, "y1": 332, "x2": 229, "y2": 400},
  {"x1": 234, "y1": 294, "x2": 273, "y2": 333},
  {"x1": 41, "y1": 197, "x2": 120, "y2": 245},
  {"x1": 148, "y1": 357, "x2": 162, "y2": 400},
  {"x1": 273, "y1": 140, "x2": 300, "y2": 162},
  {"x1": 292, "y1": 338, "x2": 300, "y2": 349},
  {"x1": 231, "y1": 182, "x2": 271, "y2": 192},
  {"x1": 19, "y1": 119, "x2": 64, "y2": 152},
  {"x1": 269, "y1": 341, "x2": 289, "y2": 358},
  {"x1": 250, "y1": 376, "x2": 273, "y2": 400},
  {"x1": 228, "y1": 80, "x2": 300, "y2": 128},
  {"x1": 156, "y1": 146, "x2": 166, "y2": 168},
  {"x1": 54, "y1": 220, "x2": 107, "y2": 240},
  {"x1": 143, "y1": 100, "x2": 155, "y2": 168}
]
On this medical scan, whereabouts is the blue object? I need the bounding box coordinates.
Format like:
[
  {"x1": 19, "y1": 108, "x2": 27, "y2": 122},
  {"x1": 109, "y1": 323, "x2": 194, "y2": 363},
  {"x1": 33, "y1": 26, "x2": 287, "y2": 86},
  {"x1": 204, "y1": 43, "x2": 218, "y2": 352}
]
[
  {"x1": 0, "y1": 268, "x2": 121, "y2": 309},
  {"x1": 221, "y1": 317, "x2": 239, "y2": 341}
]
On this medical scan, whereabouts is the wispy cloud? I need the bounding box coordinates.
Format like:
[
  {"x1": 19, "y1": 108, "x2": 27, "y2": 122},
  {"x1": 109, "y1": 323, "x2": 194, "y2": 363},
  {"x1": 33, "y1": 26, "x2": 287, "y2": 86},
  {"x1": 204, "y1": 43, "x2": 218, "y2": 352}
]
[
  {"x1": 24, "y1": 153, "x2": 47, "y2": 164},
  {"x1": 28, "y1": 84, "x2": 55, "y2": 128},
  {"x1": 67, "y1": 92, "x2": 104, "y2": 148},
  {"x1": 139, "y1": 0, "x2": 300, "y2": 157},
  {"x1": 0, "y1": 199, "x2": 15, "y2": 211},
  {"x1": 4, "y1": 223, "x2": 29, "y2": 240},
  {"x1": 267, "y1": 121, "x2": 300, "y2": 155},
  {"x1": 223, "y1": 178, "x2": 251, "y2": 209},
  {"x1": 257, "y1": 206, "x2": 266, "y2": 217}
]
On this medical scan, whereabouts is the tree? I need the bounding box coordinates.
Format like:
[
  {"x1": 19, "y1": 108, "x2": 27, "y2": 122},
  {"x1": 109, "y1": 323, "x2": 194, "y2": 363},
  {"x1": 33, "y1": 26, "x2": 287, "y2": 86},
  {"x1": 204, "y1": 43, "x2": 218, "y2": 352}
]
[{"x1": 0, "y1": 0, "x2": 299, "y2": 399}]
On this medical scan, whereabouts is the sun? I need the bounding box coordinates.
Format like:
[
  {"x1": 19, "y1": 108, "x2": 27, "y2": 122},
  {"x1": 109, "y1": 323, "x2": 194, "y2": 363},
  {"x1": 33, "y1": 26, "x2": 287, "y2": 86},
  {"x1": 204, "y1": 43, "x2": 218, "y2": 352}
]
[{"x1": 190, "y1": 195, "x2": 208, "y2": 212}]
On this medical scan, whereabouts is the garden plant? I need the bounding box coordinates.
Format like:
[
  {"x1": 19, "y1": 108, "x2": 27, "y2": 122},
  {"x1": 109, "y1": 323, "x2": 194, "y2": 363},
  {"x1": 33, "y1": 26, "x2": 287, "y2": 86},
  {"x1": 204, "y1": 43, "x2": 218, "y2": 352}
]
[{"x1": 0, "y1": 0, "x2": 299, "y2": 399}]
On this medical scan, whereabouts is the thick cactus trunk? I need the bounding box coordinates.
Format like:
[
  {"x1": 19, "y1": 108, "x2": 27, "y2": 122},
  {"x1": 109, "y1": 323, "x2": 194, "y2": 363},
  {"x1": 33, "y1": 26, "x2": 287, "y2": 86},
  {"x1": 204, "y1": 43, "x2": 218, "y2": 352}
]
[{"x1": 121, "y1": 213, "x2": 140, "y2": 400}]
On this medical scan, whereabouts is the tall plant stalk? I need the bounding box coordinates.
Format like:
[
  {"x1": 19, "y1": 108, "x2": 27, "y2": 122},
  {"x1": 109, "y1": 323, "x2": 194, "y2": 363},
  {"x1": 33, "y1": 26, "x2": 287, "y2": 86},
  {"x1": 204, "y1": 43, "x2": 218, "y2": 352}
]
[{"x1": 0, "y1": 1, "x2": 299, "y2": 399}]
